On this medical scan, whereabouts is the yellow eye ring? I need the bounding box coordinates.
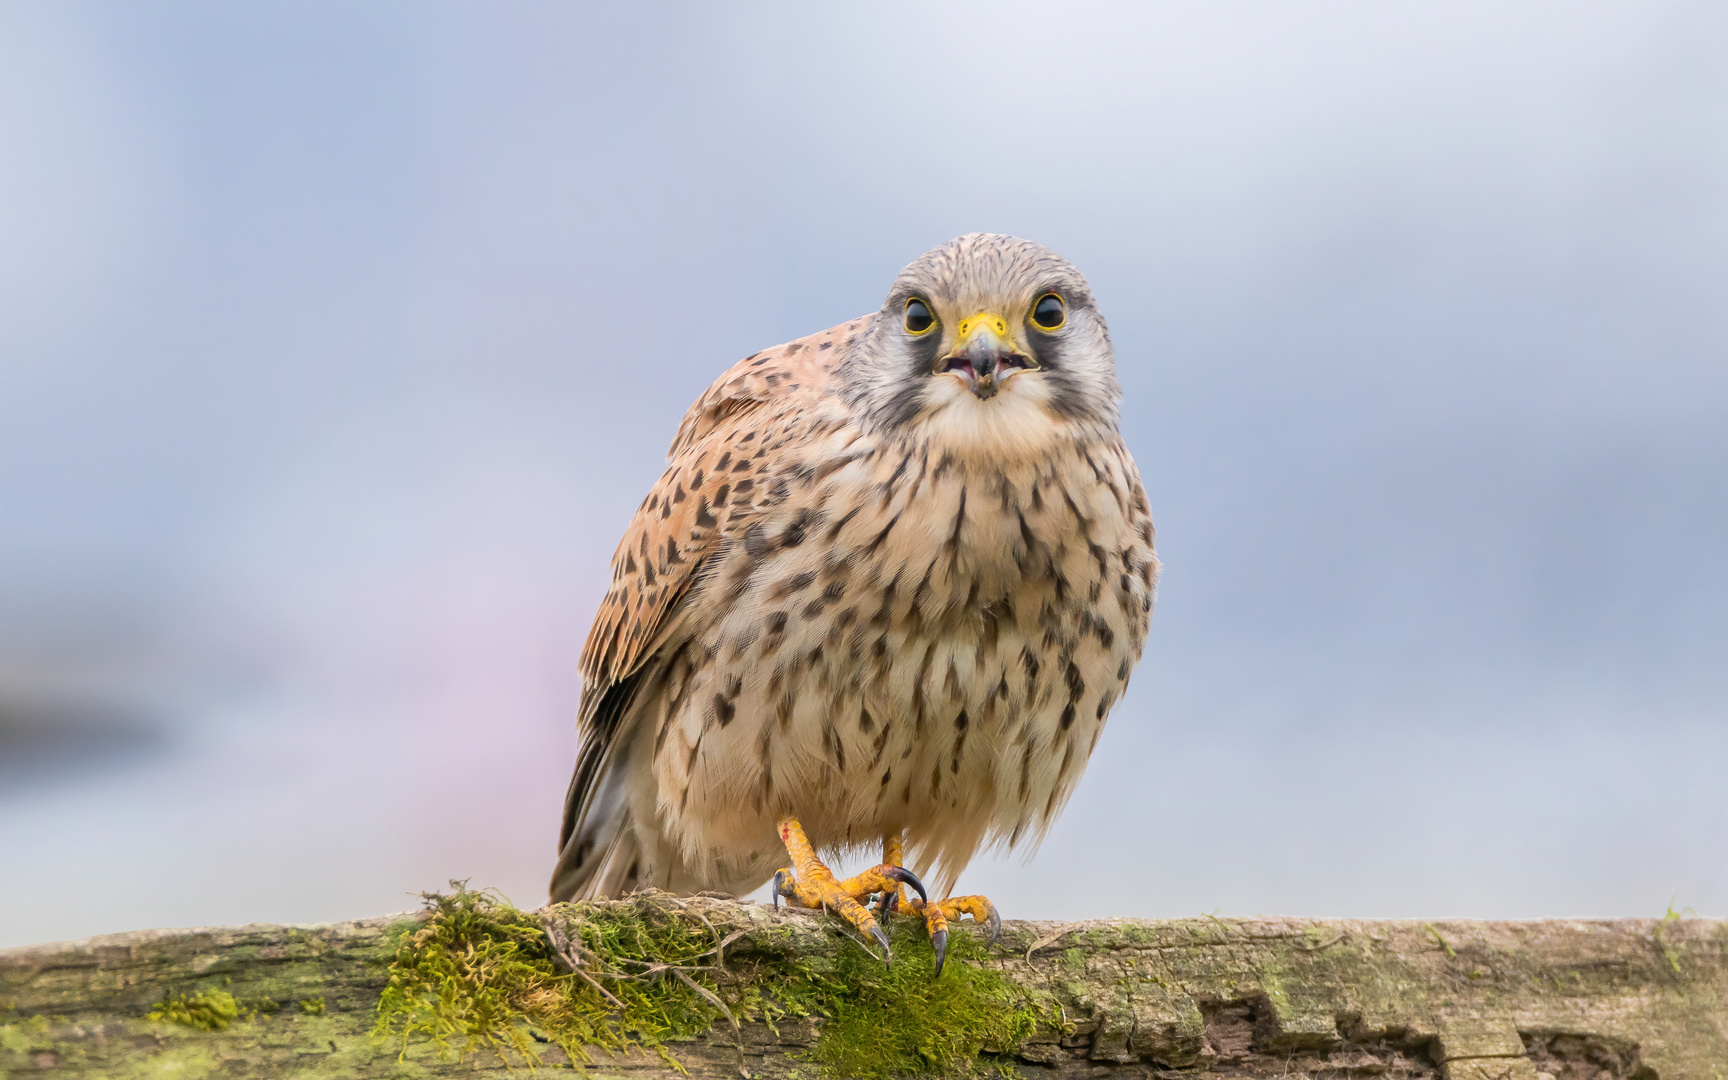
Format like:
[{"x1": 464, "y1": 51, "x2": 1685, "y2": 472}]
[
  {"x1": 1031, "y1": 293, "x2": 1065, "y2": 330},
  {"x1": 904, "y1": 297, "x2": 936, "y2": 334}
]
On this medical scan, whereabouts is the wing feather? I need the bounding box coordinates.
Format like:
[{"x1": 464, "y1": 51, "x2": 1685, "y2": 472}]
[
  {"x1": 552, "y1": 317, "x2": 867, "y2": 898},
  {"x1": 577, "y1": 329, "x2": 844, "y2": 698}
]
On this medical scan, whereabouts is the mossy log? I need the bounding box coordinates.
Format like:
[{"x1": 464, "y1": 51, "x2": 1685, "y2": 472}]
[{"x1": 2, "y1": 894, "x2": 1723, "y2": 1080}]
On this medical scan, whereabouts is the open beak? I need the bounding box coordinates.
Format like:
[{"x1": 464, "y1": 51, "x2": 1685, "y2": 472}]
[{"x1": 936, "y1": 312, "x2": 1037, "y2": 399}]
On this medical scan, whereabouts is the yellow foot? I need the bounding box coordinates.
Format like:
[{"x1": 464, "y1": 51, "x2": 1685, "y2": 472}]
[
  {"x1": 870, "y1": 833, "x2": 1002, "y2": 977},
  {"x1": 770, "y1": 817, "x2": 928, "y2": 962},
  {"x1": 903, "y1": 895, "x2": 1002, "y2": 976}
]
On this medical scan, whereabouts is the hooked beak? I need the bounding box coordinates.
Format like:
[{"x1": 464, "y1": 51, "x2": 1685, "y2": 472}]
[{"x1": 936, "y1": 312, "x2": 1037, "y2": 399}]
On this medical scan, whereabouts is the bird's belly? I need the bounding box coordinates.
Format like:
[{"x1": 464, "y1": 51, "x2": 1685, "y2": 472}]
[{"x1": 647, "y1": 458, "x2": 1153, "y2": 880}]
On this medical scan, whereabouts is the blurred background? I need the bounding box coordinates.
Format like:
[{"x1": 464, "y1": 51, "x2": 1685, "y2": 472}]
[{"x1": 2, "y1": 2, "x2": 1725, "y2": 948}]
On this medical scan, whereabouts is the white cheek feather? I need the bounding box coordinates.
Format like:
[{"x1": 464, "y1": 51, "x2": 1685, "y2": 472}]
[{"x1": 916, "y1": 372, "x2": 1065, "y2": 462}]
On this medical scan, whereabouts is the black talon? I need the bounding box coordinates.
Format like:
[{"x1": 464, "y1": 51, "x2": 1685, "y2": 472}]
[
  {"x1": 930, "y1": 927, "x2": 948, "y2": 978},
  {"x1": 771, "y1": 869, "x2": 794, "y2": 911},
  {"x1": 983, "y1": 903, "x2": 1002, "y2": 945},
  {"x1": 869, "y1": 922, "x2": 893, "y2": 964},
  {"x1": 875, "y1": 888, "x2": 900, "y2": 920},
  {"x1": 881, "y1": 865, "x2": 929, "y2": 904}
]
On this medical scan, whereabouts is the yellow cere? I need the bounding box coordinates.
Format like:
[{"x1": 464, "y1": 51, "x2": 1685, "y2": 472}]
[{"x1": 955, "y1": 313, "x2": 1009, "y2": 341}]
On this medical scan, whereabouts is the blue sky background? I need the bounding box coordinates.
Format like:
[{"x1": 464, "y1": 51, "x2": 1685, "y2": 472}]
[{"x1": 2, "y1": 2, "x2": 1724, "y2": 947}]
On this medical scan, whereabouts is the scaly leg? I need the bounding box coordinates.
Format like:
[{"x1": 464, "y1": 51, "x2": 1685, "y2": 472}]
[
  {"x1": 769, "y1": 817, "x2": 926, "y2": 962},
  {"x1": 877, "y1": 831, "x2": 1003, "y2": 976}
]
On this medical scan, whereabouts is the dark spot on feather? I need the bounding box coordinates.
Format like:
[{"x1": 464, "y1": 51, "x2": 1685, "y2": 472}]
[
  {"x1": 1094, "y1": 620, "x2": 1114, "y2": 649},
  {"x1": 864, "y1": 512, "x2": 901, "y2": 554},
  {"x1": 744, "y1": 524, "x2": 768, "y2": 559},
  {"x1": 826, "y1": 722, "x2": 846, "y2": 770},
  {"x1": 1020, "y1": 647, "x2": 1040, "y2": 681},
  {"x1": 826, "y1": 504, "x2": 861, "y2": 540}
]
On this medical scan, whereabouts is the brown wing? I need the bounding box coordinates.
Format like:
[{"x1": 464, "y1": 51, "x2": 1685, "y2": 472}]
[
  {"x1": 553, "y1": 317, "x2": 867, "y2": 894},
  {"x1": 578, "y1": 323, "x2": 853, "y2": 705}
]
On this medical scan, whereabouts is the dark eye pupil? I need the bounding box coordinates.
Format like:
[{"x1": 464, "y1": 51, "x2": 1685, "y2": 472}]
[
  {"x1": 904, "y1": 299, "x2": 933, "y2": 332},
  {"x1": 1033, "y1": 295, "x2": 1064, "y2": 327}
]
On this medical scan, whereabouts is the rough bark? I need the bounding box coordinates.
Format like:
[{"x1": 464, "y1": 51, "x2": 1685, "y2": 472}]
[{"x1": 2, "y1": 900, "x2": 1723, "y2": 1079}]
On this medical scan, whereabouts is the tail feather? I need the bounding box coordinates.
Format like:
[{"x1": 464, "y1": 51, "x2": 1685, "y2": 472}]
[
  {"x1": 550, "y1": 787, "x2": 627, "y2": 901},
  {"x1": 553, "y1": 805, "x2": 717, "y2": 901}
]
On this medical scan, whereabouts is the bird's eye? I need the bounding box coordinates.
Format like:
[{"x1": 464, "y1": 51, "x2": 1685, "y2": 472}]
[
  {"x1": 904, "y1": 298, "x2": 935, "y2": 334},
  {"x1": 1032, "y1": 293, "x2": 1065, "y2": 329}
]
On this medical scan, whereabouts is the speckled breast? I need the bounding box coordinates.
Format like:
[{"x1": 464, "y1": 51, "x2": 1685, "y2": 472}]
[{"x1": 646, "y1": 426, "x2": 1156, "y2": 889}]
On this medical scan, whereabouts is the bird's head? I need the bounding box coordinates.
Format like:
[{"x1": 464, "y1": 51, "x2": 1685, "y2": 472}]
[{"x1": 843, "y1": 234, "x2": 1121, "y2": 457}]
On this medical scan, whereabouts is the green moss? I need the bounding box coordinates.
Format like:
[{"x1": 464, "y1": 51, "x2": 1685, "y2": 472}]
[
  {"x1": 150, "y1": 988, "x2": 243, "y2": 1032},
  {"x1": 802, "y1": 919, "x2": 1044, "y2": 1080},
  {"x1": 1422, "y1": 923, "x2": 1456, "y2": 959},
  {"x1": 373, "y1": 883, "x2": 1051, "y2": 1078},
  {"x1": 1, "y1": 1014, "x2": 53, "y2": 1053},
  {"x1": 372, "y1": 883, "x2": 718, "y2": 1068},
  {"x1": 298, "y1": 996, "x2": 325, "y2": 1016},
  {"x1": 1656, "y1": 901, "x2": 1696, "y2": 975}
]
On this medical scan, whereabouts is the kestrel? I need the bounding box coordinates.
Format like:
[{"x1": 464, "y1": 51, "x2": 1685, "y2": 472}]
[{"x1": 551, "y1": 234, "x2": 1157, "y2": 969}]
